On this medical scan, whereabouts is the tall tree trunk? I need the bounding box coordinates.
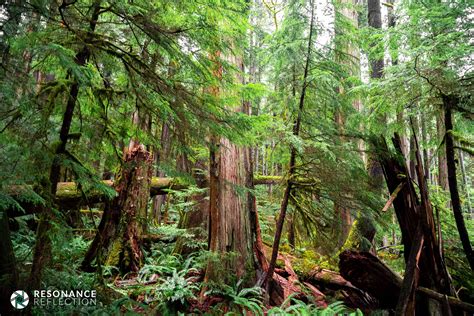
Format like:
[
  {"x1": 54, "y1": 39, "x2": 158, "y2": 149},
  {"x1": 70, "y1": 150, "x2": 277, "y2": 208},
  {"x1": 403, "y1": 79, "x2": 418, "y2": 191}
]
[
  {"x1": 458, "y1": 144, "x2": 472, "y2": 215},
  {"x1": 263, "y1": 1, "x2": 315, "y2": 287},
  {"x1": 443, "y1": 96, "x2": 474, "y2": 271},
  {"x1": 29, "y1": 0, "x2": 102, "y2": 289},
  {"x1": 333, "y1": 0, "x2": 362, "y2": 248},
  {"x1": 204, "y1": 46, "x2": 262, "y2": 285},
  {"x1": 205, "y1": 137, "x2": 257, "y2": 283},
  {"x1": 363, "y1": 0, "x2": 384, "y2": 251},
  {"x1": 421, "y1": 112, "x2": 430, "y2": 182}
]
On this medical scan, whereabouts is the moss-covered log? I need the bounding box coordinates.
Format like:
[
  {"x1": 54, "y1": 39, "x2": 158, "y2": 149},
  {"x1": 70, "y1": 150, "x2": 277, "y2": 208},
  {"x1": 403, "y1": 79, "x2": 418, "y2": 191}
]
[{"x1": 7, "y1": 175, "x2": 284, "y2": 217}]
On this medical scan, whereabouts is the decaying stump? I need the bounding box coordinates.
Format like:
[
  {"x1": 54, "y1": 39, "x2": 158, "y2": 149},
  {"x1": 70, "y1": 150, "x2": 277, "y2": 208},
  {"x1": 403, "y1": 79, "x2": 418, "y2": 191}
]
[
  {"x1": 376, "y1": 134, "x2": 457, "y2": 314},
  {"x1": 81, "y1": 145, "x2": 152, "y2": 273}
]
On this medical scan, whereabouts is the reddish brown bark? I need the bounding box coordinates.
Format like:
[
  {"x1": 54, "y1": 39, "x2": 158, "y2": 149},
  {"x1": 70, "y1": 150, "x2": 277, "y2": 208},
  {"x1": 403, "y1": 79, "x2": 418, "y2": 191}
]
[
  {"x1": 205, "y1": 137, "x2": 257, "y2": 283},
  {"x1": 82, "y1": 145, "x2": 153, "y2": 273},
  {"x1": 377, "y1": 133, "x2": 456, "y2": 314}
]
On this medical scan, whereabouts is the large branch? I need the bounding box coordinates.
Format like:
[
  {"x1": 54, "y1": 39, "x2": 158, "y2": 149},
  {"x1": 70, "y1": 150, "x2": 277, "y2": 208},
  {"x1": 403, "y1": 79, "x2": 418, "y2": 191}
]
[{"x1": 7, "y1": 176, "x2": 284, "y2": 217}]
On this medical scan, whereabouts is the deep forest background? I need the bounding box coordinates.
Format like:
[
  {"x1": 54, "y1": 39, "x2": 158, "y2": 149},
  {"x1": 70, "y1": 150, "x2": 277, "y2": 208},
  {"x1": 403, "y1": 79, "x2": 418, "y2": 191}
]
[{"x1": 0, "y1": 0, "x2": 473, "y2": 315}]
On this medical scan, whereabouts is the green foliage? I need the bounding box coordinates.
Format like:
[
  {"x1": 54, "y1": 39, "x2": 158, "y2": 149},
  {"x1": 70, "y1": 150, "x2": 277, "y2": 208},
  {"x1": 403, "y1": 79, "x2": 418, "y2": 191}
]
[
  {"x1": 205, "y1": 280, "x2": 264, "y2": 315},
  {"x1": 267, "y1": 296, "x2": 362, "y2": 316},
  {"x1": 1, "y1": 0, "x2": 473, "y2": 314},
  {"x1": 153, "y1": 269, "x2": 199, "y2": 305}
]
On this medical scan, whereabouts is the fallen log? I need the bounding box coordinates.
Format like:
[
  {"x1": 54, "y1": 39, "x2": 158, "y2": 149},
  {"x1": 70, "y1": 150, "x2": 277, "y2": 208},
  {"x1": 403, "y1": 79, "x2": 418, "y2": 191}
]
[
  {"x1": 303, "y1": 267, "x2": 378, "y2": 310},
  {"x1": 339, "y1": 250, "x2": 474, "y2": 313},
  {"x1": 270, "y1": 254, "x2": 327, "y2": 307},
  {"x1": 7, "y1": 175, "x2": 284, "y2": 217}
]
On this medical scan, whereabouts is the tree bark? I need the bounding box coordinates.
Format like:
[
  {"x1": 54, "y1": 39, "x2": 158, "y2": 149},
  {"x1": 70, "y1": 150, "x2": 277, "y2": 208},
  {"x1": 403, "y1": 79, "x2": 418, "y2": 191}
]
[
  {"x1": 443, "y1": 96, "x2": 474, "y2": 271},
  {"x1": 264, "y1": 0, "x2": 315, "y2": 287},
  {"x1": 367, "y1": 0, "x2": 385, "y2": 191},
  {"x1": 152, "y1": 121, "x2": 171, "y2": 225},
  {"x1": 437, "y1": 111, "x2": 449, "y2": 190},
  {"x1": 29, "y1": 0, "x2": 102, "y2": 289},
  {"x1": 205, "y1": 136, "x2": 257, "y2": 283},
  {"x1": 376, "y1": 133, "x2": 456, "y2": 314},
  {"x1": 340, "y1": 250, "x2": 474, "y2": 313},
  {"x1": 204, "y1": 45, "x2": 262, "y2": 285},
  {"x1": 82, "y1": 145, "x2": 152, "y2": 273}
]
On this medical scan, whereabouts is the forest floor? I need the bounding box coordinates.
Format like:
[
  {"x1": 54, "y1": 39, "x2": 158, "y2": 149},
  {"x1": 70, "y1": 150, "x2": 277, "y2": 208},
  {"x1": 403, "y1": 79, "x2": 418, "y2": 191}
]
[{"x1": 11, "y1": 207, "x2": 473, "y2": 315}]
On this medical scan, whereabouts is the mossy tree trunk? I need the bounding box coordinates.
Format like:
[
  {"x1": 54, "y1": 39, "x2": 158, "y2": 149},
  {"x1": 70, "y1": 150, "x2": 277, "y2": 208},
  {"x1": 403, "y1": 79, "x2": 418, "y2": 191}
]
[
  {"x1": 29, "y1": 0, "x2": 102, "y2": 289},
  {"x1": 82, "y1": 145, "x2": 152, "y2": 273},
  {"x1": 205, "y1": 138, "x2": 257, "y2": 284}
]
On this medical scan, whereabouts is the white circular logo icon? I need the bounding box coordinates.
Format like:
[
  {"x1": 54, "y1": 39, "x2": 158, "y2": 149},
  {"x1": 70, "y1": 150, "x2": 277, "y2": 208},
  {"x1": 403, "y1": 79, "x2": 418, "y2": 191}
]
[{"x1": 10, "y1": 290, "x2": 29, "y2": 309}]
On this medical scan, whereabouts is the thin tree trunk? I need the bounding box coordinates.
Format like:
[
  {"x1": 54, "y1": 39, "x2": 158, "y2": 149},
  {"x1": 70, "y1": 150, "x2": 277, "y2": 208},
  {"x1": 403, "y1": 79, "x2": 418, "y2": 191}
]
[
  {"x1": 421, "y1": 112, "x2": 430, "y2": 181},
  {"x1": 458, "y1": 145, "x2": 472, "y2": 215},
  {"x1": 29, "y1": 0, "x2": 102, "y2": 289},
  {"x1": 152, "y1": 121, "x2": 171, "y2": 225},
  {"x1": 437, "y1": 111, "x2": 449, "y2": 190},
  {"x1": 443, "y1": 97, "x2": 474, "y2": 271},
  {"x1": 264, "y1": 1, "x2": 315, "y2": 287}
]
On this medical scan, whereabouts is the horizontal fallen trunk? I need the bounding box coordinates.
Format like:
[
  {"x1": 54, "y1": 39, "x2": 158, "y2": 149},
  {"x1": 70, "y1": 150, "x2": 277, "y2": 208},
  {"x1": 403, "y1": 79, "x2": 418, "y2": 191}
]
[
  {"x1": 339, "y1": 250, "x2": 474, "y2": 313},
  {"x1": 7, "y1": 175, "x2": 285, "y2": 217},
  {"x1": 303, "y1": 267, "x2": 378, "y2": 310}
]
